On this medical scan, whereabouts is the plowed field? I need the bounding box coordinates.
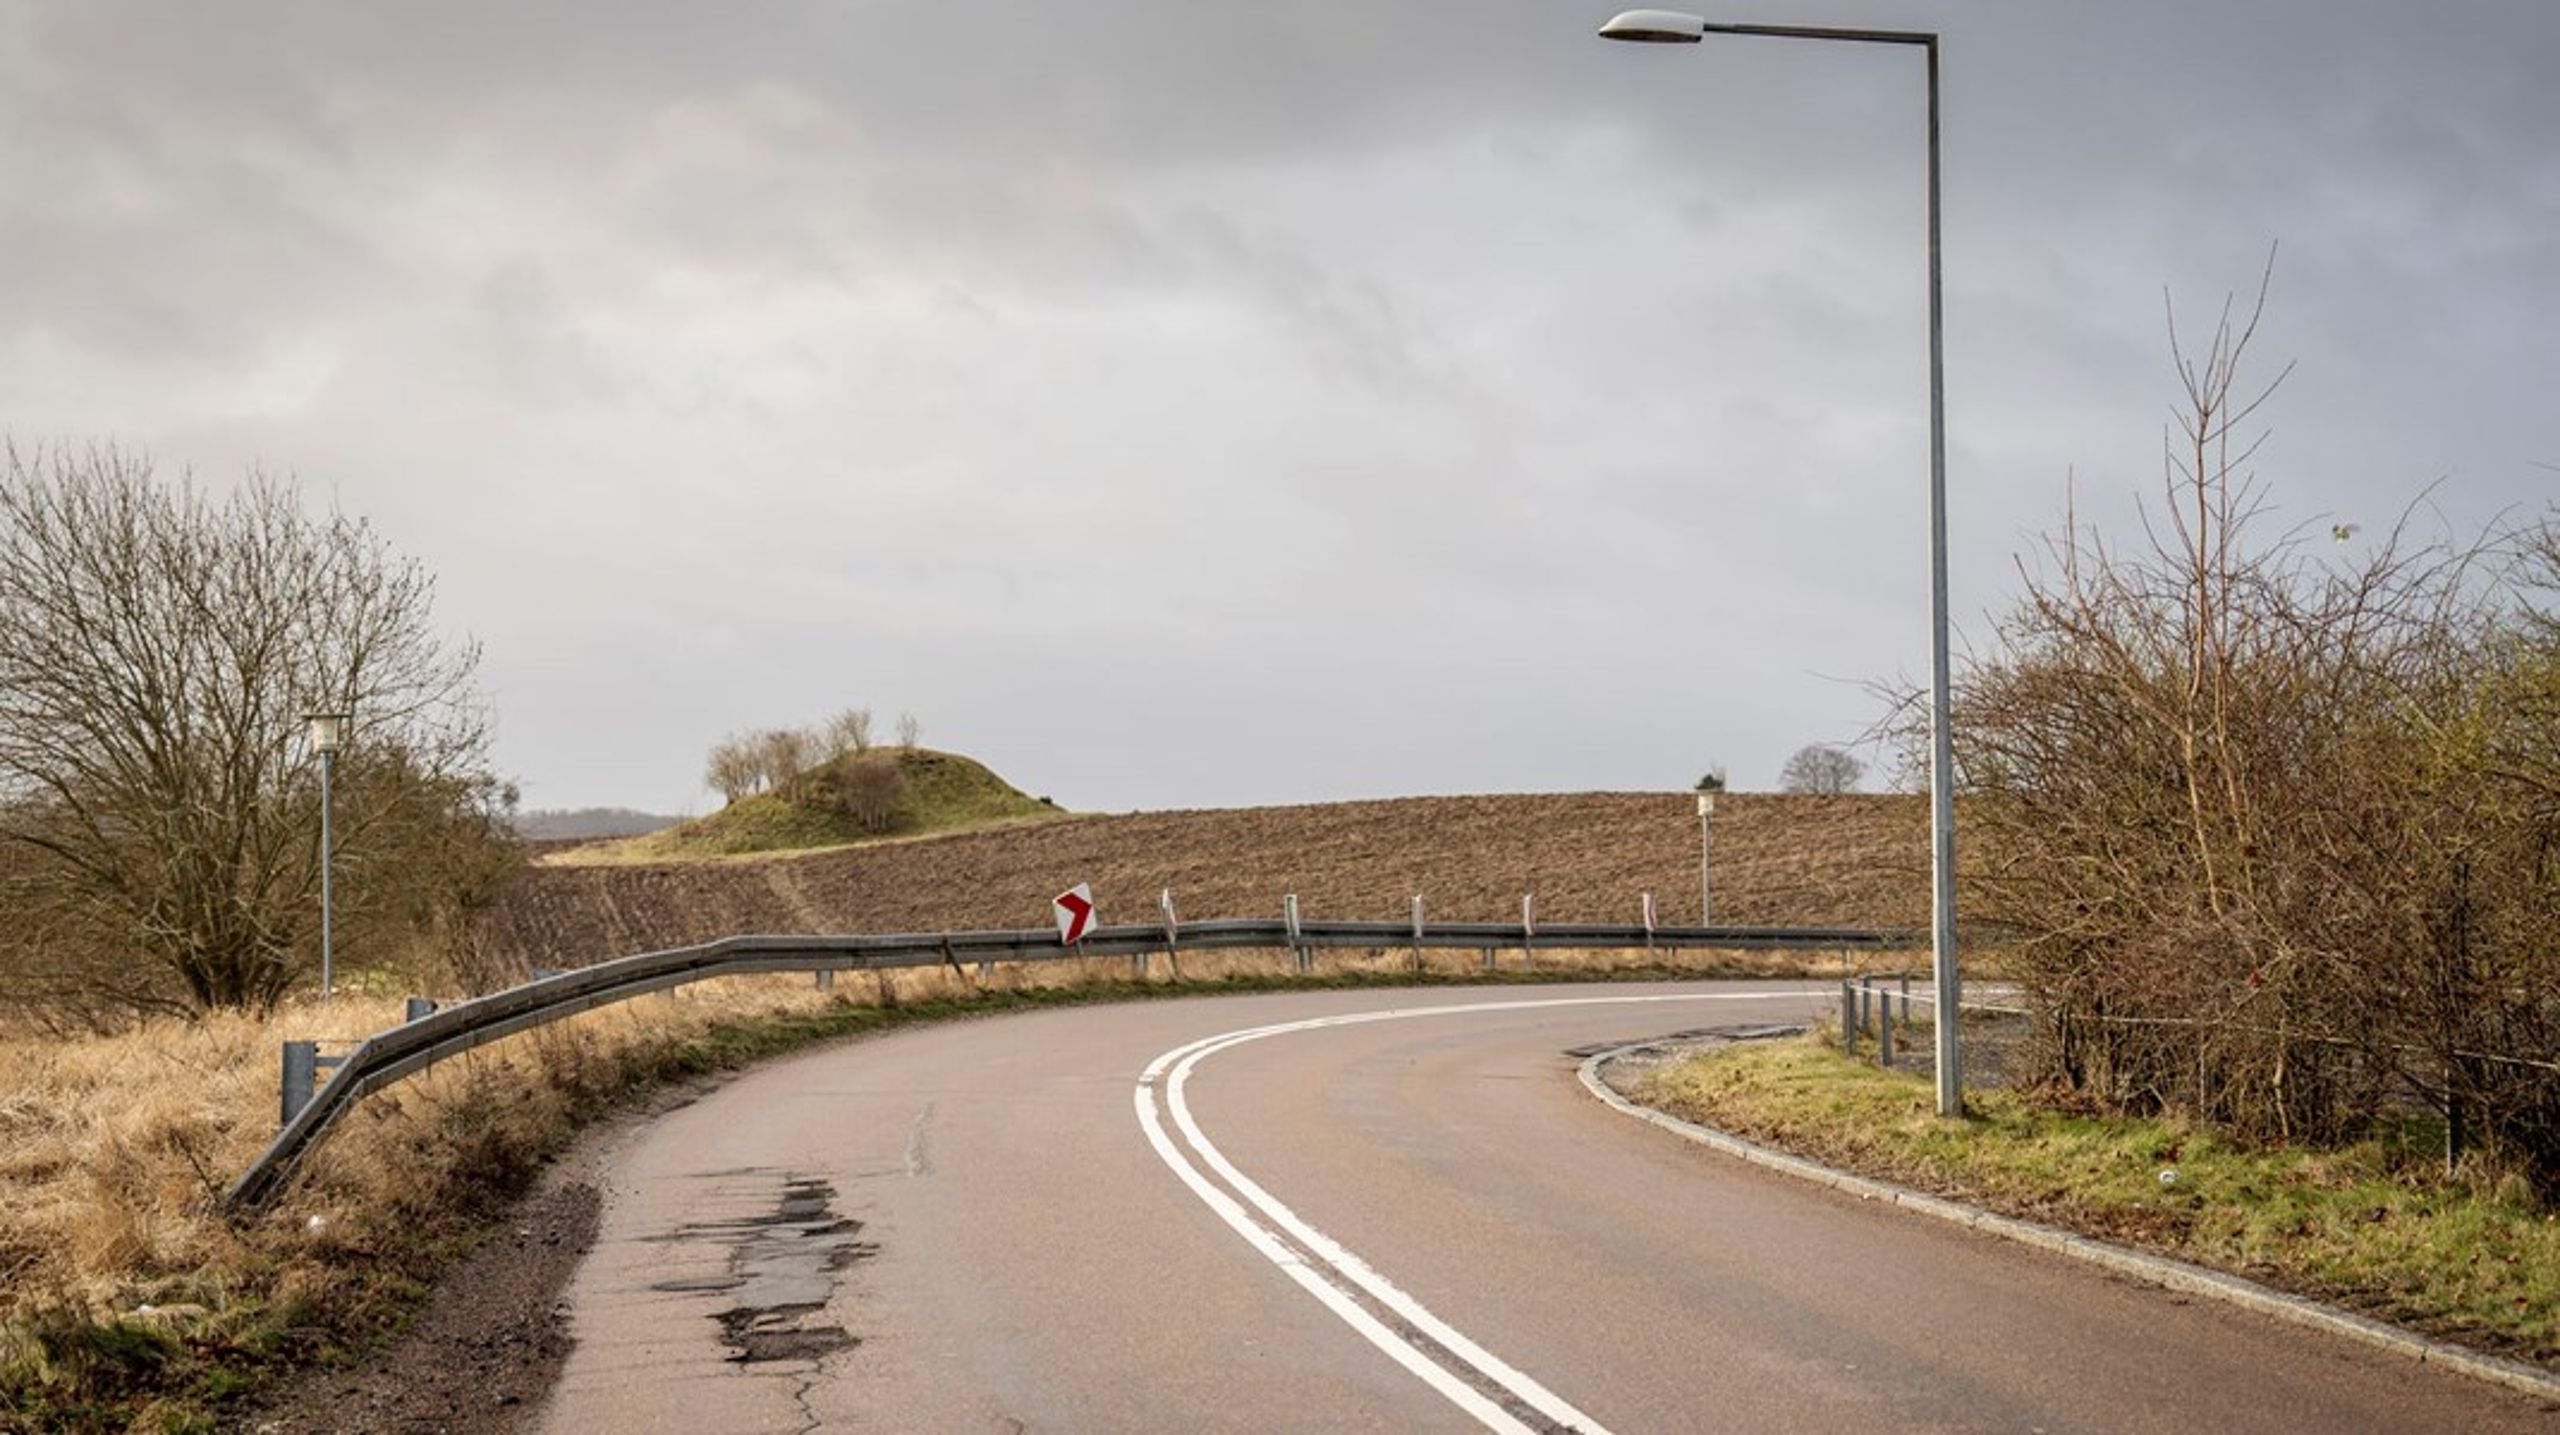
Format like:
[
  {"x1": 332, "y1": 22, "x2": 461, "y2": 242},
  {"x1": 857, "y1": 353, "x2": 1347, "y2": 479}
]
[{"x1": 489, "y1": 793, "x2": 1927, "y2": 966}]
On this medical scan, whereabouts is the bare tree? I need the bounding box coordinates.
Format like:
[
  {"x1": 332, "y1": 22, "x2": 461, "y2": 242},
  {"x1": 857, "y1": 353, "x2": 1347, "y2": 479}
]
[
  {"x1": 753, "y1": 727, "x2": 816, "y2": 794},
  {"x1": 704, "y1": 733, "x2": 760, "y2": 804},
  {"x1": 0, "y1": 444, "x2": 505, "y2": 1015},
  {"x1": 1778, "y1": 744, "x2": 1864, "y2": 795},
  {"x1": 895, "y1": 711, "x2": 922, "y2": 749},
  {"x1": 1693, "y1": 767, "x2": 1727, "y2": 793},
  {"x1": 824, "y1": 707, "x2": 873, "y2": 758}
]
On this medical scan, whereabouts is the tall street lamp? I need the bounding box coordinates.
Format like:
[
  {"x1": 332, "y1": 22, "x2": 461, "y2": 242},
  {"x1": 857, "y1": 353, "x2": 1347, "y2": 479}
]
[
  {"x1": 306, "y1": 711, "x2": 350, "y2": 1000},
  {"x1": 1600, "y1": 9, "x2": 1963, "y2": 1114},
  {"x1": 1696, "y1": 789, "x2": 1715, "y2": 924}
]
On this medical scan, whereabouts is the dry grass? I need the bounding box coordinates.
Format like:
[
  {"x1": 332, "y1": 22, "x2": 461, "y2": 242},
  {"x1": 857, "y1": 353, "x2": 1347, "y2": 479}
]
[{"x1": 0, "y1": 978, "x2": 857, "y2": 1430}]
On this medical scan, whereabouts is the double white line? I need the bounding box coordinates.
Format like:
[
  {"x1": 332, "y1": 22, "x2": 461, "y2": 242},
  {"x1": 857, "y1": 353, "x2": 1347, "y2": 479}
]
[{"x1": 1133, "y1": 993, "x2": 1794, "y2": 1434}]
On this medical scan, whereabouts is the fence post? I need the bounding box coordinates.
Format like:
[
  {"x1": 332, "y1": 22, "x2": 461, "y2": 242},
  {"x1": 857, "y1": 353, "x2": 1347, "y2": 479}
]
[
  {"x1": 1410, "y1": 894, "x2": 1425, "y2": 974},
  {"x1": 1899, "y1": 972, "x2": 1912, "y2": 1025},
  {"x1": 1284, "y1": 894, "x2": 1305, "y2": 974},
  {"x1": 1840, "y1": 981, "x2": 1858, "y2": 1057},
  {"x1": 1878, "y1": 987, "x2": 1896, "y2": 1067},
  {"x1": 282, "y1": 1041, "x2": 318, "y2": 1126}
]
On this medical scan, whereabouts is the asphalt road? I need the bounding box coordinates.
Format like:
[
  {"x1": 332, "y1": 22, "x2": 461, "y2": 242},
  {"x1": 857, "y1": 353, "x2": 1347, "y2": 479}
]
[{"x1": 534, "y1": 982, "x2": 2557, "y2": 1432}]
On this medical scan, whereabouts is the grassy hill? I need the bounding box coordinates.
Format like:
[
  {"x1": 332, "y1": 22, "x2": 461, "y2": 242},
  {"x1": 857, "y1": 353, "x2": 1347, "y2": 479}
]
[{"x1": 569, "y1": 748, "x2": 1063, "y2": 862}]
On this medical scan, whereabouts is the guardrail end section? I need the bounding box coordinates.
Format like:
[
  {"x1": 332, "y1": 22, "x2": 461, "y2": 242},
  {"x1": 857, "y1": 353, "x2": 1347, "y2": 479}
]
[{"x1": 281, "y1": 1040, "x2": 317, "y2": 1126}]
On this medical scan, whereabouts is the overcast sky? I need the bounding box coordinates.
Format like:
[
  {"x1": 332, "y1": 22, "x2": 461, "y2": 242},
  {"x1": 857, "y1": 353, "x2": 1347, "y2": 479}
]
[{"x1": 5, "y1": 2, "x2": 2554, "y2": 814}]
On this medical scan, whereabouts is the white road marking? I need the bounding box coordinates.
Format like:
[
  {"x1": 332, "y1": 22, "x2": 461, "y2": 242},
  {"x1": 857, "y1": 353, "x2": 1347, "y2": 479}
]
[{"x1": 1134, "y1": 991, "x2": 1811, "y2": 1434}]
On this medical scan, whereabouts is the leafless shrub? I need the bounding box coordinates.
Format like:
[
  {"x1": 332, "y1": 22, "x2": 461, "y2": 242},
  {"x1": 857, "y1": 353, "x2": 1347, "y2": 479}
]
[
  {"x1": 895, "y1": 711, "x2": 921, "y2": 750},
  {"x1": 1935, "y1": 266, "x2": 2560, "y2": 1188},
  {"x1": 799, "y1": 754, "x2": 908, "y2": 836},
  {"x1": 842, "y1": 759, "x2": 908, "y2": 834},
  {"x1": 0, "y1": 443, "x2": 512, "y2": 1017}
]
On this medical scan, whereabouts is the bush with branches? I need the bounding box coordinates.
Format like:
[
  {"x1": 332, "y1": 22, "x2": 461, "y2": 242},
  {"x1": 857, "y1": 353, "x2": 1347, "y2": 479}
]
[{"x1": 1941, "y1": 270, "x2": 2560, "y2": 1190}]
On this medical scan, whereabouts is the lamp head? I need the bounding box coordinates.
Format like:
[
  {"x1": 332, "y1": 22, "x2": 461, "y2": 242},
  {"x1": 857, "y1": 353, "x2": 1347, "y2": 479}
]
[
  {"x1": 1599, "y1": 9, "x2": 1708, "y2": 43},
  {"x1": 305, "y1": 712, "x2": 350, "y2": 755}
]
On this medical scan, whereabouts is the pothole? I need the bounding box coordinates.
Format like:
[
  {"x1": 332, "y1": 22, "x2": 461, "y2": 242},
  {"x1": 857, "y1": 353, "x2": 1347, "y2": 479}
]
[{"x1": 655, "y1": 1173, "x2": 874, "y2": 1365}]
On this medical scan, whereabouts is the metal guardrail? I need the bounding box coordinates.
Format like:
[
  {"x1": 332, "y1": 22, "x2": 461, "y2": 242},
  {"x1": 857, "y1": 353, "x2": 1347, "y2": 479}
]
[{"x1": 224, "y1": 916, "x2": 1919, "y2": 1210}]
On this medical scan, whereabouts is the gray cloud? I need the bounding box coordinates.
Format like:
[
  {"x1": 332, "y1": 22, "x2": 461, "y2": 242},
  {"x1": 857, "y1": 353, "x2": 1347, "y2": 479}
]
[{"x1": 2, "y1": 1, "x2": 2553, "y2": 812}]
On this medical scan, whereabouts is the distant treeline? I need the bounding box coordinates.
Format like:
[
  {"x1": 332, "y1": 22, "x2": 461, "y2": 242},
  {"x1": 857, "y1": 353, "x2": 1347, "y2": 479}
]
[{"x1": 512, "y1": 807, "x2": 681, "y2": 841}]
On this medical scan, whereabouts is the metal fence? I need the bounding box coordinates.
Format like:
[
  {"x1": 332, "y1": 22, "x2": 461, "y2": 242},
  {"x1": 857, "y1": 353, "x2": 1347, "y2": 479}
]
[{"x1": 224, "y1": 914, "x2": 1917, "y2": 1209}]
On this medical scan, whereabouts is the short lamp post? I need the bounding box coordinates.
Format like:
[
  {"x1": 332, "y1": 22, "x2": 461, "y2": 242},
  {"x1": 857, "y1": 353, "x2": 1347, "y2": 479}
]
[
  {"x1": 306, "y1": 711, "x2": 349, "y2": 1000},
  {"x1": 1601, "y1": 9, "x2": 1963, "y2": 1115},
  {"x1": 1695, "y1": 790, "x2": 1715, "y2": 924}
]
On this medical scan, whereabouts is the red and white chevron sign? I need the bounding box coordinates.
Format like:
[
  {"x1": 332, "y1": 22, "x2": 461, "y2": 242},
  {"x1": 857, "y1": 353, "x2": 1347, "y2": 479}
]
[{"x1": 1053, "y1": 883, "x2": 1096, "y2": 945}]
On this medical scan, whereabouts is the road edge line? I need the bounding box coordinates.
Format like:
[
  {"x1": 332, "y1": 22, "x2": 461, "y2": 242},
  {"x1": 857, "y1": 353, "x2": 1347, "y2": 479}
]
[{"x1": 1574, "y1": 1043, "x2": 2560, "y2": 1407}]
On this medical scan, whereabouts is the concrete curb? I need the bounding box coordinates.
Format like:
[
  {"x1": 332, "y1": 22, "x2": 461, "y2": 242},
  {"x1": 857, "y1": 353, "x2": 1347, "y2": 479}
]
[{"x1": 1576, "y1": 1042, "x2": 2560, "y2": 1406}]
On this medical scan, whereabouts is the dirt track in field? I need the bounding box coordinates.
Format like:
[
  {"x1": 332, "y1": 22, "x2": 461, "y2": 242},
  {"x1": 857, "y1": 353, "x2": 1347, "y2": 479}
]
[{"x1": 486, "y1": 793, "x2": 1927, "y2": 967}]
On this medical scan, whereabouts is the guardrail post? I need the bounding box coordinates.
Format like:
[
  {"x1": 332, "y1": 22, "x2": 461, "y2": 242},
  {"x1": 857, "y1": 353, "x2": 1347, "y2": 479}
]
[
  {"x1": 1878, "y1": 988, "x2": 1896, "y2": 1067},
  {"x1": 1482, "y1": 947, "x2": 1496, "y2": 971},
  {"x1": 815, "y1": 968, "x2": 834, "y2": 990},
  {"x1": 1284, "y1": 894, "x2": 1306, "y2": 974},
  {"x1": 282, "y1": 1040, "x2": 318, "y2": 1125},
  {"x1": 1410, "y1": 894, "x2": 1425, "y2": 974},
  {"x1": 2446, "y1": 1064, "x2": 2466, "y2": 1173},
  {"x1": 1840, "y1": 980, "x2": 1858, "y2": 1056},
  {"x1": 403, "y1": 996, "x2": 439, "y2": 1023},
  {"x1": 1159, "y1": 888, "x2": 1180, "y2": 982}
]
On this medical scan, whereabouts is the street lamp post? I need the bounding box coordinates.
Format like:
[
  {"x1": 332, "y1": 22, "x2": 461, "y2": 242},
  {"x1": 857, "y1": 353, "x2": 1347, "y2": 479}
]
[
  {"x1": 1696, "y1": 790, "x2": 1715, "y2": 924},
  {"x1": 306, "y1": 712, "x2": 349, "y2": 1000},
  {"x1": 1600, "y1": 9, "x2": 1962, "y2": 1114}
]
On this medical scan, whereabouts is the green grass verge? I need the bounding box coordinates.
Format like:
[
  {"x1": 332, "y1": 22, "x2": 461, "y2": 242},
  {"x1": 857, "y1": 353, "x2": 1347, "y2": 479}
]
[{"x1": 1637, "y1": 1035, "x2": 2560, "y2": 1365}]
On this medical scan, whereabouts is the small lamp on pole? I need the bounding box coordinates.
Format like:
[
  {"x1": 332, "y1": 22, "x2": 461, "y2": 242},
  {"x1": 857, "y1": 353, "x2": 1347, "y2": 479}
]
[
  {"x1": 306, "y1": 711, "x2": 350, "y2": 1000},
  {"x1": 1695, "y1": 790, "x2": 1716, "y2": 924}
]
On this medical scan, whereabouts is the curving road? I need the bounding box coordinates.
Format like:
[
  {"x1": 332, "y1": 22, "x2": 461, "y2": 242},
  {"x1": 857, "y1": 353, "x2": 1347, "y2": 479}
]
[{"x1": 535, "y1": 982, "x2": 2555, "y2": 1432}]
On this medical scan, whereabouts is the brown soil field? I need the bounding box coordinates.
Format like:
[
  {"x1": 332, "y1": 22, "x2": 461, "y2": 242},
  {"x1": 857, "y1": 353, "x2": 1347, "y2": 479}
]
[{"x1": 488, "y1": 793, "x2": 1929, "y2": 967}]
